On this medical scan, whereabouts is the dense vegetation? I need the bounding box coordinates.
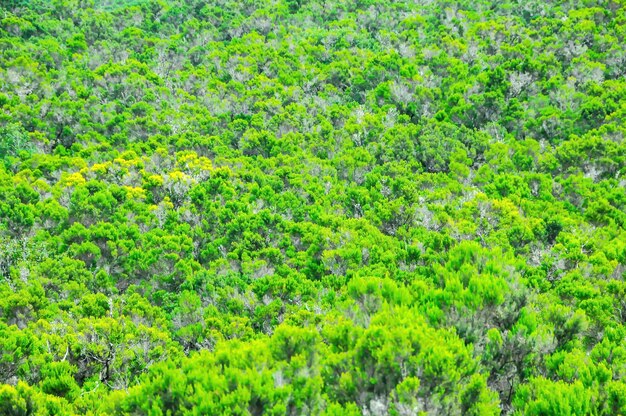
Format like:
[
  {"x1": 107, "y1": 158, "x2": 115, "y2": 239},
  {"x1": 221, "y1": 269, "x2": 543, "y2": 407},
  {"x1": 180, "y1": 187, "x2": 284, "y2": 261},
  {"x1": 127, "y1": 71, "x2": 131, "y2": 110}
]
[{"x1": 1, "y1": 0, "x2": 626, "y2": 414}]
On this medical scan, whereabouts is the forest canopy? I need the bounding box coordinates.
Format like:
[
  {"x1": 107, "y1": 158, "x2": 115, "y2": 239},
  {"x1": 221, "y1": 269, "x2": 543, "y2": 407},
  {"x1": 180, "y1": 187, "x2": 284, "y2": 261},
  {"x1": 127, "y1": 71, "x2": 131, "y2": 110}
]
[{"x1": 1, "y1": 0, "x2": 626, "y2": 414}]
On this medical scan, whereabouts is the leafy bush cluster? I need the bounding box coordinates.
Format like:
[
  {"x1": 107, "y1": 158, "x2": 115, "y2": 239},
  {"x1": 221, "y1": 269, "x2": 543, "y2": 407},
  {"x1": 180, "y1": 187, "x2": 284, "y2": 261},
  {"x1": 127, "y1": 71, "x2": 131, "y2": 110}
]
[{"x1": 1, "y1": 0, "x2": 626, "y2": 414}]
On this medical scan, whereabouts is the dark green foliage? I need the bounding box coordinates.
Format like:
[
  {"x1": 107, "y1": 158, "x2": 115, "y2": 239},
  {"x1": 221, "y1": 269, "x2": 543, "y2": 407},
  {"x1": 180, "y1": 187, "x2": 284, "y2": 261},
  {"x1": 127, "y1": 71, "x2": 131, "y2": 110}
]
[{"x1": 0, "y1": 123, "x2": 31, "y2": 161}]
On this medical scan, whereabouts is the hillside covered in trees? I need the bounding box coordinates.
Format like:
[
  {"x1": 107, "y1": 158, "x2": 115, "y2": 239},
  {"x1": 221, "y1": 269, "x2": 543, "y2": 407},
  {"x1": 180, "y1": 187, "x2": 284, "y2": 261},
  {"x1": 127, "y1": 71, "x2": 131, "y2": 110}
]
[{"x1": 1, "y1": 0, "x2": 626, "y2": 414}]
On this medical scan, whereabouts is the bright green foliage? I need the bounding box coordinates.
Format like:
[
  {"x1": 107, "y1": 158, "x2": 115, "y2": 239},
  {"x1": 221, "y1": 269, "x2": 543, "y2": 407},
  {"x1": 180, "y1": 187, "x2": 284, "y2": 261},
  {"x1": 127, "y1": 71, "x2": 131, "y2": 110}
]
[{"x1": 1, "y1": 0, "x2": 626, "y2": 414}]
